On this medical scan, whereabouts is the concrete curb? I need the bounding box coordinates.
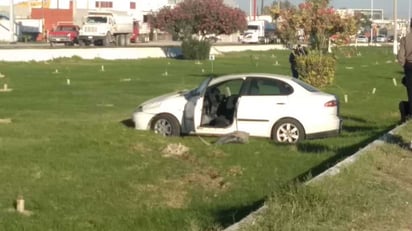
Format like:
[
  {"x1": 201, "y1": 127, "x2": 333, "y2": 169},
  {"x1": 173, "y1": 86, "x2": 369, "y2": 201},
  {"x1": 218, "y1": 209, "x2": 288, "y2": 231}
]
[{"x1": 224, "y1": 122, "x2": 407, "y2": 231}]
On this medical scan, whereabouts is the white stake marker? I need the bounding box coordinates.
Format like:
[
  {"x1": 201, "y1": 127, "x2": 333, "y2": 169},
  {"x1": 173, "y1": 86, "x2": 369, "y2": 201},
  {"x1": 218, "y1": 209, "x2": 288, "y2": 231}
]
[
  {"x1": 66, "y1": 79, "x2": 71, "y2": 85},
  {"x1": 344, "y1": 94, "x2": 348, "y2": 103},
  {"x1": 16, "y1": 195, "x2": 24, "y2": 213},
  {"x1": 372, "y1": 88, "x2": 376, "y2": 94},
  {"x1": 393, "y1": 78, "x2": 397, "y2": 86},
  {"x1": 101, "y1": 65, "x2": 105, "y2": 72}
]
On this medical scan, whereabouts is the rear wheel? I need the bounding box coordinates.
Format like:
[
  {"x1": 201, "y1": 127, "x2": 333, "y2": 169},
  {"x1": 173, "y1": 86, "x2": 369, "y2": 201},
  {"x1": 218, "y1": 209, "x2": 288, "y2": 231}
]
[
  {"x1": 120, "y1": 34, "x2": 127, "y2": 46},
  {"x1": 115, "y1": 35, "x2": 121, "y2": 46},
  {"x1": 151, "y1": 114, "x2": 181, "y2": 136},
  {"x1": 272, "y1": 119, "x2": 304, "y2": 144}
]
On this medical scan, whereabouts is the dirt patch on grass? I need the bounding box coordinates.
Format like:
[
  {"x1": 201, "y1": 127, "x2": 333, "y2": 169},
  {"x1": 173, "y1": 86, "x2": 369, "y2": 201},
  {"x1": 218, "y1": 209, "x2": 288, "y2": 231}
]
[
  {"x1": 129, "y1": 142, "x2": 153, "y2": 154},
  {"x1": 130, "y1": 143, "x2": 238, "y2": 208},
  {"x1": 161, "y1": 143, "x2": 189, "y2": 158},
  {"x1": 132, "y1": 182, "x2": 188, "y2": 209}
]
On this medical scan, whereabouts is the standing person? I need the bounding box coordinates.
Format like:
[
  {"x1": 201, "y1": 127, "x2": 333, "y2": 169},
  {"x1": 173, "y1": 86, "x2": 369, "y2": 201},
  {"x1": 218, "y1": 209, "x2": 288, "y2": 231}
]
[
  {"x1": 289, "y1": 44, "x2": 306, "y2": 78},
  {"x1": 397, "y1": 19, "x2": 412, "y2": 118}
]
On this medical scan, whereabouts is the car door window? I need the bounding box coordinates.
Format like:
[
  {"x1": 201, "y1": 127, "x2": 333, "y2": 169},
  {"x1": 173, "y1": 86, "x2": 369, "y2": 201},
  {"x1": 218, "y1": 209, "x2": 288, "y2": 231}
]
[
  {"x1": 201, "y1": 78, "x2": 244, "y2": 127},
  {"x1": 245, "y1": 78, "x2": 293, "y2": 96}
]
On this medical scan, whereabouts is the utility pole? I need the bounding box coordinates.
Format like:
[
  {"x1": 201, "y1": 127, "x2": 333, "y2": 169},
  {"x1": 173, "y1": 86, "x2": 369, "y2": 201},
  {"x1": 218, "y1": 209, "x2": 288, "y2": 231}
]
[
  {"x1": 261, "y1": 0, "x2": 264, "y2": 15},
  {"x1": 409, "y1": 0, "x2": 411, "y2": 32},
  {"x1": 253, "y1": 0, "x2": 256, "y2": 20},
  {"x1": 9, "y1": 0, "x2": 14, "y2": 43},
  {"x1": 72, "y1": 0, "x2": 76, "y2": 24},
  {"x1": 393, "y1": 0, "x2": 398, "y2": 55},
  {"x1": 370, "y1": 0, "x2": 374, "y2": 44}
]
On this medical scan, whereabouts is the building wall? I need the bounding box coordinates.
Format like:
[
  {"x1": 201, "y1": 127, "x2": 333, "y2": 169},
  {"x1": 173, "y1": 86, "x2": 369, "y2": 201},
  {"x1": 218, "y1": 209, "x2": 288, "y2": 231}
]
[{"x1": 32, "y1": 8, "x2": 73, "y2": 40}]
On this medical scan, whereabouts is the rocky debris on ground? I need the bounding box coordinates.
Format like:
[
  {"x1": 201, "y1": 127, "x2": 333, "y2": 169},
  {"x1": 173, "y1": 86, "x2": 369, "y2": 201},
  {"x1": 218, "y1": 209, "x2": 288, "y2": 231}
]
[
  {"x1": 0, "y1": 118, "x2": 11, "y2": 124},
  {"x1": 162, "y1": 143, "x2": 189, "y2": 157},
  {"x1": 215, "y1": 131, "x2": 249, "y2": 145}
]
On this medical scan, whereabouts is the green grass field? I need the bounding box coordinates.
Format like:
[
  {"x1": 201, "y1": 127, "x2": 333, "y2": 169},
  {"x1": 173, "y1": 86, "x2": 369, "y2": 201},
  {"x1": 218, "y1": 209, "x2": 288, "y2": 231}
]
[
  {"x1": 0, "y1": 46, "x2": 406, "y2": 230},
  {"x1": 247, "y1": 121, "x2": 412, "y2": 231}
]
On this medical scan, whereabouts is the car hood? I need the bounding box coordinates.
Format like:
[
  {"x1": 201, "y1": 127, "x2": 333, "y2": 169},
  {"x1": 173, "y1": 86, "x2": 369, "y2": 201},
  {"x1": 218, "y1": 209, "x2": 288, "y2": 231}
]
[{"x1": 139, "y1": 90, "x2": 190, "y2": 113}]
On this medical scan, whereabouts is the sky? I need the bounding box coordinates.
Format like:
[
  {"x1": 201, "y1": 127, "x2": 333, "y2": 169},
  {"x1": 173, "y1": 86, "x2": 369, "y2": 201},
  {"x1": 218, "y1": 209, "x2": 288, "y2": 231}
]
[{"x1": 235, "y1": 0, "x2": 412, "y2": 19}]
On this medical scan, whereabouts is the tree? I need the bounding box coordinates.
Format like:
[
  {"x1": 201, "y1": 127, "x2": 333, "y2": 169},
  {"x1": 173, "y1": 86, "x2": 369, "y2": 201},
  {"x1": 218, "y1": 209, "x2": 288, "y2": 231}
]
[
  {"x1": 150, "y1": 0, "x2": 247, "y2": 41},
  {"x1": 275, "y1": 0, "x2": 360, "y2": 50},
  {"x1": 263, "y1": 0, "x2": 295, "y2": 18}
]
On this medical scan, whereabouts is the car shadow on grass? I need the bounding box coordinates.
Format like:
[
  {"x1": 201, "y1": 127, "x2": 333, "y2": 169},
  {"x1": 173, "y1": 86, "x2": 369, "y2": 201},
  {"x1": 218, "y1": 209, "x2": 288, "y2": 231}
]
[
  {"x1": 293, "y1": 125, "x2": 394, "y2": 183},
  {"x1": 216, "y1": 123, "x2": 408, "y2": 229},
  {"x1": 120, "y1": 118, "x2": 134, "y2": 128},
  {"x1": 213, "y1": 198, "x2": 266, "y2": 228}
]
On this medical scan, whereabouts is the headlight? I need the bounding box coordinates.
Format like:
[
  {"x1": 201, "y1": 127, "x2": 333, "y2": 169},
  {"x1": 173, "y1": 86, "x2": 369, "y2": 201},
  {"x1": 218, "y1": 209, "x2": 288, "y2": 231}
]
[
  {"x1": 135, "y1": 106, "x2": 143, "y2": 112},
  {"x1": 142, "y1": 102, "x2": 161, "y2": 111}
]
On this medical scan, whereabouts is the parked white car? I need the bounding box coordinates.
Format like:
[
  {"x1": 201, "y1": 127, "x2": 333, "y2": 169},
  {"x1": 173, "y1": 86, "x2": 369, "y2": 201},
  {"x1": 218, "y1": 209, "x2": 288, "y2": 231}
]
[
  {"x1": 356, "y1": 35, "x2": 368, "y2": 43},
  {"x1": 132, "y1": 73, "x2": 342, "y2": 143},
  {"x1": 376, "y1": 34, "x2": 387, "y2": 43}
]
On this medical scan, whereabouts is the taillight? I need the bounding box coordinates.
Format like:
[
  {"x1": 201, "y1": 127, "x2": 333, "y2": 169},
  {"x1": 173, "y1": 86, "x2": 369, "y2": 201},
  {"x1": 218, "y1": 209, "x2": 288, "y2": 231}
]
[{"x1": 324, "y1": 100, "x2": 338, "y2": 107}]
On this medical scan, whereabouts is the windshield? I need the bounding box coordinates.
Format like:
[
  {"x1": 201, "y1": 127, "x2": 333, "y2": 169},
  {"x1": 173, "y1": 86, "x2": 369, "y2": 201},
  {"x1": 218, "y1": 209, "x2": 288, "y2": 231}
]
[
  {"x1": 291, "y1": 78, "x2": 319, "y2": 92},
  {"x1": 247, "y1": 25, "x2": 259, "y2": 30},
  {"x1": 56, "y1": 26, "x2": 76, "y2": 31},
  {"x1": 86, "y1": 16, "x2": 108, "y2": 24},
  {"x1": 186, "y1": 77, "x2": 212, "y2": 98}
]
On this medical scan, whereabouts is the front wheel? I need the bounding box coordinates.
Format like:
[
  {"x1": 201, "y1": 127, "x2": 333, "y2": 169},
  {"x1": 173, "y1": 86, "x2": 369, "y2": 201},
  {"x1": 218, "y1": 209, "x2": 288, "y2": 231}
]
[
  {"x1": 272, "y1": 119, "x2": 304, "y2": 144},
  {"x1": 102, "y1": 33, "x2": 111, "y2": 46},
  {"x1": 151, "y1": 114, "x2": 181, "y2": 136}
]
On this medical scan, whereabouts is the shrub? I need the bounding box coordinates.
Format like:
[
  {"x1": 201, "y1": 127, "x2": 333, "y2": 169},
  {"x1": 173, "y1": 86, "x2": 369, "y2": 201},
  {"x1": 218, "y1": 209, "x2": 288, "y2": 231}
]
[
  {"x1": 296, "y1": 50, "x2": 336, "y2": 88},
  {"x1": 181, "y1": 38, "x2": 211, "y2": 60}
]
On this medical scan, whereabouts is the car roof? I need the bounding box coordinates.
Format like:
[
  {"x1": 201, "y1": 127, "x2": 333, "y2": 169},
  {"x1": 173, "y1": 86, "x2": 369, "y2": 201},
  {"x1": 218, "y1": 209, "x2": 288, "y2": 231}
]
[{"x1": 210, "y1": 73, "x2": 293, "y2": 83}]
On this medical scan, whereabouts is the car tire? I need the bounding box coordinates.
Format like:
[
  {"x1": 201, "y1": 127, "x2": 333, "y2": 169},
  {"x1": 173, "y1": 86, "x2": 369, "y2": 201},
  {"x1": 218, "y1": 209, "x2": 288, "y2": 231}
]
[
  {"x1": 151, "y1": 114, "x2": 181, "y2": 137},
  {"x1": 272, "y1": 119, "x2": 305, "y2": 143}
]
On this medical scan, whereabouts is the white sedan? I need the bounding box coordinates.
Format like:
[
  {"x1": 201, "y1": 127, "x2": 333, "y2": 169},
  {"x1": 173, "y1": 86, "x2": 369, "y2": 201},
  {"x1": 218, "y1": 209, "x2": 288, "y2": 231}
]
[{"x1": 132, "y1": 73, "x2": 342, "y2": 143}]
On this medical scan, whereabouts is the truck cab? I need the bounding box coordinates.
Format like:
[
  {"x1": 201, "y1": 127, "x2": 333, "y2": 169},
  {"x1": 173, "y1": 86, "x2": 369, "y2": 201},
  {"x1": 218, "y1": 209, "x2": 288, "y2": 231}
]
[
  {"x1": 48, "y1": 23, "x2": 79, "y2": 46},
  {"x1": 78, "y1": 11, "x2": 133, "y2": 46},
  {"x1": 240, "y1": 20, "x2": 276, "y2": 44}
]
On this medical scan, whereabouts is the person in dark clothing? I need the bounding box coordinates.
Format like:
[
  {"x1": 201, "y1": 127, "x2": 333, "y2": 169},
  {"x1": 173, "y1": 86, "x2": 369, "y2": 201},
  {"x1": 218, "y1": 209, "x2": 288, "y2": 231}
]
[
  {"x1": 397, "y1": 19, "x2": 412, "y2": 119},
  {"x1": 289, "y1": 44, "x2": 306, "y2": 78}
]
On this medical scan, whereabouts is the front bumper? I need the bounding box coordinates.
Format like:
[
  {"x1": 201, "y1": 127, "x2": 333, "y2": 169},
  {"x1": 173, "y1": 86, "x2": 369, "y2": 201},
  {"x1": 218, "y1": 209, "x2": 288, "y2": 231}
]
[
  {"x1": 132, "y1": 111, "x2": 155, "y2": 130},
  {"x1": 79, "y1": 35, "x2": 106, "y2": 42},
  {"x1": 49, "y1": 37, "x2": 72, "y2": 43}
]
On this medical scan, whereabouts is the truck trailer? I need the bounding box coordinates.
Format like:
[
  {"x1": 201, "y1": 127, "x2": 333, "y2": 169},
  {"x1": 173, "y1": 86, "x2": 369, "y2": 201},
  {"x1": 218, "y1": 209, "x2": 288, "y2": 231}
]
[{"x1": 78, "y1": 11, "x2": 133, "y2": 46}]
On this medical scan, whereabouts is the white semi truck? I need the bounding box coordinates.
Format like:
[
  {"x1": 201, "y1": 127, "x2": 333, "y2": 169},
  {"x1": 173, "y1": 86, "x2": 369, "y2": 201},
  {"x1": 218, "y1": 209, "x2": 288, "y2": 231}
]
[
  {"x1": 240, "y1": 20, "x2": 276, "y2": 44},
  {"x1": 78, "y1": 11, "x2": 133, "y2": 46}
]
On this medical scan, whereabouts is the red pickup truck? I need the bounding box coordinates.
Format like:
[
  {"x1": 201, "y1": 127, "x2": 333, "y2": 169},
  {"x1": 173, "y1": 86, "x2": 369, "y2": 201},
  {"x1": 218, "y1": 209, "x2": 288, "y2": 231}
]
[{"x1": 48, "y1": 23, "x2": 80, "y2": 47}]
